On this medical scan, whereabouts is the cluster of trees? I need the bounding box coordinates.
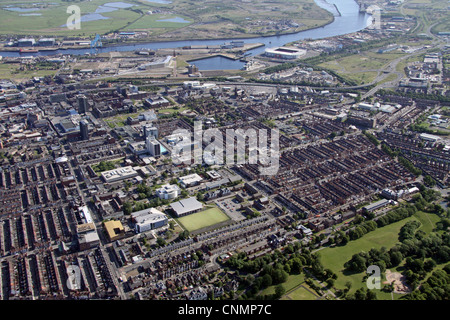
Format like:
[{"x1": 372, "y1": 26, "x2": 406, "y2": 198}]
[
  {"x1": 362, "y1": 131, "x2": 380, "y2": 146},
  {"x1": 410, "y1": 122, "x2": 449, "y2": 136},
  {"x1": 348, "y1": 220, "x2": 377, "y2": 241},
  {"x1": 136, "y1": 183, "x2": 153, "y2": 199},
  {"x1": 398, "y1": 156, "x2": 422, "y2": 176},
  {"x1": 226, "y1": 243, "x2": 325, "y2": 299},
  {"x1": 404, "y1": 266, "x2": 450, "y2": 300},
  {"x1": 381, "y1": 143, "x2": 399, "y2": 158},
  {"x1": 376, "y1": 89, "x2": 450, "y2": 103},
  {"x1": 344, "y1": 247, "x2": 400, "y2": 273},
  {"x1": 346, "y1": 287, "x2": 378, "y2": 300},
  {"x1": 376, "y1": 203, "x2": 417, "y2": 228},
  {"x1": 122, "y1": 197, "x2": 170, "y2": 215},
  {"x1": 423, "y1": 175, "x2": 436, "y2": 187},
  {"x1": 262, "y1": 62, "x2": 297, "y2": 74},
  {"x1": 399, "y1": 221, "x2": 422, "y2": 242},
  {"x1": 92, "y1": 160, "x2": 116, "y2": 173}
]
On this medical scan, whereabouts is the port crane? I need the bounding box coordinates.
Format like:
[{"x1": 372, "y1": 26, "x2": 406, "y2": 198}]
[{"x1": 90, "y1": 34, "x2": 102, "y2": 54}]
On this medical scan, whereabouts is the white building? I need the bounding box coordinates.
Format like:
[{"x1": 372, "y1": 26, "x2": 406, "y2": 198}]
[
  {"x1": 264, "y1": 47, "x2": 306, "y2": 60},
  {"x1": 101, "y1": 166, "x2": 139, "y2": 183},
  {"x1": 155, "y1": 184, "x2": 180, "y2": 200},
  {"x1": 132, "y1": 208, "x2": 168, "y2": 233},
  {"x1": 419, "y1": 133, "x2": 441, "y2": 142},
  {"x1": 146, "y1": 136, "x2": 161, "y2": 157}
]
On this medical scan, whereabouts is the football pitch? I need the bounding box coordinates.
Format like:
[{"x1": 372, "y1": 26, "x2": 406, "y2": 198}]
[{"x1": 177, "y1": 206, "x2": 230, "y2": 232}]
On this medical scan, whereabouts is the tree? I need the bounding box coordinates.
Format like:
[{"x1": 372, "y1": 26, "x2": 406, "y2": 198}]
[
  {"x1": 274, "y1": 284, "x2": 285, "y2": 299},
  {"x1": 261, "y1": 274, "x2": 273, "y2": 288},
  {"x1": 389, "y1": 250, "x2": 403, "y2": 267},
  {"x1": 156, "y1": 237, "x2": 166, "y2": 247},
  {"x1": 423, "y1": 175, "x2": 436, "y2": 187},
  {"x1": 326, "y1": 278, "x2": 335, "y2": 288},
  {"x1": 344, "y1": 281, "x2": 352, "y2": 292}
]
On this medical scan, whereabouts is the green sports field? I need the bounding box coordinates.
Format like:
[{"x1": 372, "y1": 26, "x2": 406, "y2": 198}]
[{"x1": 176, "y1": 206, "x2": 230, "y2": 232}]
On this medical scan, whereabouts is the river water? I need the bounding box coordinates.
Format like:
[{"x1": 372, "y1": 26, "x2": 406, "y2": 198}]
[{"x1": 1, "y1": 0, "x2": 372, "y2": 70}]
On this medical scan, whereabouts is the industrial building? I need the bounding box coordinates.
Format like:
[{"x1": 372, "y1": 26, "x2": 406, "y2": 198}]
[
  {"x1": 18, "y1": 38, "x2": 35, "y2": 47},
  {"x1": 38, "y1": 38, "x2": 56, "y2": 46}
]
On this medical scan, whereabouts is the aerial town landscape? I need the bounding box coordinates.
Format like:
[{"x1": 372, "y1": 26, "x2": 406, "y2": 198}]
[{"x1": 0, "y1": 0, "x2": 449, "y2": 306}]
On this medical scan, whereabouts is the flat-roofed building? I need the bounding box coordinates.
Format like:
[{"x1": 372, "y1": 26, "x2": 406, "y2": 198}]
[
  {"x1": 18, "y1": 38, "x2": 35, "y2": 47},
  {"x1": 104, "y1": 220, "x2": 126, "y2": 241},
  {"x1": 170, "y1": 197, "x2": 203, "y2": 217},
  {"x1": 419, "y1": 133, "x2": 441, "y2": 142},
  {"x1": 362, "y1": 199, "x2": 391, "y2": 213},
  {"x1": 77, "y1": 222, "x2": 100, "y2": 250},
  {"x1": 131, "y1": 208, "x2": 168, "y2": 233},
  {"x1": 101, "y1": 166, "x2": 139, "y2": 183},
  {"x1": 179, "y1": 173, "x2": 203, "y2": 188}
]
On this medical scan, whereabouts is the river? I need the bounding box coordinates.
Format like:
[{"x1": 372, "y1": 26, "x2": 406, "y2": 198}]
[{"x1": 0, "y1": 0, "x2": 372, "y2": 70}]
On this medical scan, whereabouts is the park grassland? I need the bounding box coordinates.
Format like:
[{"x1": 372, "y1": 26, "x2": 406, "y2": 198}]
[
  {"x1": 316, "y1": 210, "x2": 441, "y2": 300},
  {"x1": 176, "y1": 206, "x2": 230, "y2": 232}
]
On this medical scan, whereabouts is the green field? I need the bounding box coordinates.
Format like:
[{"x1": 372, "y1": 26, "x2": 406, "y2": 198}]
[
  {"x1": 0, "y1": 63, "x2": 58, "y2": 81},
  {"x1": 0, "y1": 0, "x2": 142, "y2": 35},
  {"x1": 318, "y1": 51, "x2": 406, "y2": 85},
  {"x1": 0, "y1": 0, "x2": 333, "y2": 39},
  {"x1": 176, "y1": 206, "x2": 230, "y2": 232},
  {"x1": 316, "y1": 210, "x2": 441, "y2": 299}
]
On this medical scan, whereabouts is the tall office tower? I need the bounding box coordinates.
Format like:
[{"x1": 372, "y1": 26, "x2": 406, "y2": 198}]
[
  {"x1": 77, "y1": 94, "x2": 88, "y2": 114},
  {"x1": 80, "y1": 120, "x2": 89, "y2": 141},
  {"x1": 146, "y1": 136, "x2": 161, "y2": 157}
]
